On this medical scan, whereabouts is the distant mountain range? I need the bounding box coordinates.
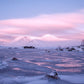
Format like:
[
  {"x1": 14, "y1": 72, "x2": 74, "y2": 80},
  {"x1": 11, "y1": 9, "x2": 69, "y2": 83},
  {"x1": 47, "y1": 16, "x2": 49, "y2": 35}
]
[{"x1": 0, "y1": 36, "x2": 81, "y2": 48}]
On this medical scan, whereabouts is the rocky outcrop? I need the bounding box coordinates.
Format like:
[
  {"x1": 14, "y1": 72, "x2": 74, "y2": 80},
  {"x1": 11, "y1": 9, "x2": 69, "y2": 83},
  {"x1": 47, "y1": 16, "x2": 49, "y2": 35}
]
[
  {"x1": 23, "y1": 46, "x2": 35, "y2": 49},
  {"x1": 46, "y1": 71, "x2": 60, "y2": 79},
  {"x1": 12, "y1": 57, "x2": 18, "y2": 61}
]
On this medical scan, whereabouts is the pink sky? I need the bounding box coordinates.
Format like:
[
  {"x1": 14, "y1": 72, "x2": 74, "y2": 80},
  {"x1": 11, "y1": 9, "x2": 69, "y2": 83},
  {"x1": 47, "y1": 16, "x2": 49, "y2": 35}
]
[{"x1": 0, "y1": 10, "x2": 84, "y2": 47}]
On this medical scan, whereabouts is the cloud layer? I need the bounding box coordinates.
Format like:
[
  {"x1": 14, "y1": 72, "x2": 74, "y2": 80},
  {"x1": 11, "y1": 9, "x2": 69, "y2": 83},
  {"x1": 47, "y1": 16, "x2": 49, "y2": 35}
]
[{"x1": 0, "y1": 10, "x2": 84, "y2": 46}]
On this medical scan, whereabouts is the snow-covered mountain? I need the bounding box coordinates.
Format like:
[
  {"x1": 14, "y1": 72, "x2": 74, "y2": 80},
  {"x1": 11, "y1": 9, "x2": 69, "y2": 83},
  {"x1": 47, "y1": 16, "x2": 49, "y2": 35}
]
[
  {"x1": 9, "y1": 36, "x2": 31, "y2": 47},
  {"x1": 8, "y1": 36, "x2": 47, "y2": 48},
  {"x1": 0, "y1": 35, "x2": 82, "y2": 49}
]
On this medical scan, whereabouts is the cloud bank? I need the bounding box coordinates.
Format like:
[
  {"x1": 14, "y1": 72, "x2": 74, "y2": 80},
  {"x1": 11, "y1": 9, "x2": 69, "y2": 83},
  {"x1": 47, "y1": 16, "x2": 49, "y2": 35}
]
[{"x1": 0, "y1": 10, "x2": 84, "y2": 47}]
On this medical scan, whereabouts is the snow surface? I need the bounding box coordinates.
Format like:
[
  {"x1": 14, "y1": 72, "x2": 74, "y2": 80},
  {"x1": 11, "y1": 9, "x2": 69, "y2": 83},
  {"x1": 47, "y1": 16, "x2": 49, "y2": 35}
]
[
  {"x1": 0, "y1": 61, "x2": 8, "y2": 69},
  {"x1": 0, "y1": 75, "x2": 84, "y2": 84},
  {"x1": 49, "y1": 72, "x2": 55, "y2": 76},
  {"x1": 59, "y1": 74, "x2": 84, "y2": 83},
  {"x1": 0, "y1": 48, "x2": 84, "y2": 84}
]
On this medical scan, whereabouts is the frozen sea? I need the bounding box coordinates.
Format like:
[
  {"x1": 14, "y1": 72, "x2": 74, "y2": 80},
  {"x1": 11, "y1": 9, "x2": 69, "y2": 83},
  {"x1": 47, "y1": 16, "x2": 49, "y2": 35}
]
[{"x1": 0, "y1": 48, "x2": 84, "y2": 84}]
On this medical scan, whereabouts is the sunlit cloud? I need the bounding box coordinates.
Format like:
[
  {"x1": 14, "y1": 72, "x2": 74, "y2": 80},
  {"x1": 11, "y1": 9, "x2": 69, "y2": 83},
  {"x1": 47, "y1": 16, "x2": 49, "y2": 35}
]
[
  {"x1": 0, "y1": 33, "x2": 16, "y2": 41},
  {"x1": 0, "y1": 10, "x2": 84, "y2": 46},
  {"x1": 0, "y1": 11, "x2": 84, "y2": 36}
]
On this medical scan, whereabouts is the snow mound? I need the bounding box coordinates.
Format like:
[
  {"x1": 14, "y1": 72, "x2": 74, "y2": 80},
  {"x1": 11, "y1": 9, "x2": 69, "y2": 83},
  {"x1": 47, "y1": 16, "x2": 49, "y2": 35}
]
[{"x1": 0, "y1": 61, "x2": 8, "y2": 69}]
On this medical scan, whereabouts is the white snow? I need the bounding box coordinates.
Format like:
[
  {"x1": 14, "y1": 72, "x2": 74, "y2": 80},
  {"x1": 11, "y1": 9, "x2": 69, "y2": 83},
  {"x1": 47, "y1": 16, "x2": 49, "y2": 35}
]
[
  {"x1": 0, "y1": 61, "x2": 8, "y2": 69},
  {"x1": 0, "y1": 74, "x2": 84, "y2": 84},
  {"x1": 49, "y1": 72, "x2": 55, "y2": 76},
  {"x1": 0, "y1": 48, "x2": 84, "y2": 84},
  {"x1": 59, "y1": 74, "x2": 84, "y2": 83}
]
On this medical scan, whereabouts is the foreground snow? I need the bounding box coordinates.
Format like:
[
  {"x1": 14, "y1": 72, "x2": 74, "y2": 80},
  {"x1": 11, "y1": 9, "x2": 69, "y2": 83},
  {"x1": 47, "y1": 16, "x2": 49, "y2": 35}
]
[
  {"x1": 0, "y1": 74, "x2": 84, "y2": 84},
  {"x1": 0, "y1": 61, "x2": 8, "y2": 69},
  {"x1": 59, "y1": 74, "x2": 84, "y2": 83},
  {"x1": 0, "y1": 48, "x2": 84, "y2": 84}
]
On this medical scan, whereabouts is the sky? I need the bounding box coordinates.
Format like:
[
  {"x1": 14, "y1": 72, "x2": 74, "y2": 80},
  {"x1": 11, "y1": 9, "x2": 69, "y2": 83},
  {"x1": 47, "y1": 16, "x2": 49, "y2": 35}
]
[{"x1": 0, "y1": 0, "x2": 84, "y2": 47}]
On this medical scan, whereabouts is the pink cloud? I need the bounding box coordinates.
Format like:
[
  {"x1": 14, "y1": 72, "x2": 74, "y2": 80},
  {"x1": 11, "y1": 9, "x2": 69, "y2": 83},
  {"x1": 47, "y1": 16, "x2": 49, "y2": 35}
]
[
  {"x1": 0, "y1": 10, "x2": 84, "y2": 45},
  {"x1": 0, "y1": 12, "x2": 84, "y2": 35},
  {"x1": 59, "y1": 32, "x2": 84, "y2": 40},
  {"x1": 0, "y1": 33, "x2": 16, "y2": 45}
]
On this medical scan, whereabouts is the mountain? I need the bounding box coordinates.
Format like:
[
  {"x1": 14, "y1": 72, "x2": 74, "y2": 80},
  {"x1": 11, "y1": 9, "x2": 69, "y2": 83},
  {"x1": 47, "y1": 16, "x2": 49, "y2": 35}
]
[
  {"x1": 0, "y1": 36, "x2": 81, "y2": 49},
  {"x1": 9, "y1": 36, "x2": 31, "y2": 47},
  {"x1": 27, "y1": 39, "x2": 46, "y2": 48}
]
